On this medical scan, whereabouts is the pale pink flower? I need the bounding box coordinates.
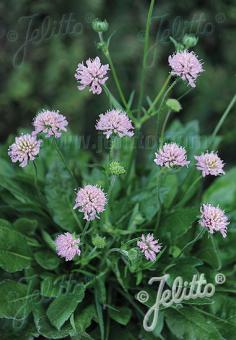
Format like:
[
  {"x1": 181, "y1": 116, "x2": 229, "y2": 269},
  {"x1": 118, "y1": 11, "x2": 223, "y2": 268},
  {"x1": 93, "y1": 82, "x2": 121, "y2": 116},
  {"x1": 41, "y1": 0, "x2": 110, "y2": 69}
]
[
  {"x1": 33, "y1": 109, "x2": 68, "y2": 138},
  {"x1": 55, "y1": 232, "x2": 81, "y2": 261},
  {"x1": 74, "y1": 185, "x2": 107, "y2": 221},
  {"x1": 137, "y1": 233, "x2": 161, "y2": 261},
  {"x1": 75, "y1": 57, "x2": 109, "y2": 95},
  {"x1": 154, "y1": 143, "x2": 190, "y2": 168},
  {"x1": 195, "y1": 152, "x2": 225, "y2": 177},
  {"x1": 199, "y1": 204, "x2": 229, "y2": 238},
  {"x1": 168, "y1": 50, "x2": 203, "y2": 87},
  {"x1": 8, "y1": 134, "x2": 41, "y2": 167},
  {"x1": 96, "y1": 109, "x2": 134, "y2": 139}
]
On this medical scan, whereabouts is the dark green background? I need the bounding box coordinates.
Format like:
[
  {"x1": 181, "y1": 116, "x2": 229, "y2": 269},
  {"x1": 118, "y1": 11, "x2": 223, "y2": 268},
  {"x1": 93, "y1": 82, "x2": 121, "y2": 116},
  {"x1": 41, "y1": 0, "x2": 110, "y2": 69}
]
[{"x1": 1, "y1": 0, "x2": 235, "y2": 161}]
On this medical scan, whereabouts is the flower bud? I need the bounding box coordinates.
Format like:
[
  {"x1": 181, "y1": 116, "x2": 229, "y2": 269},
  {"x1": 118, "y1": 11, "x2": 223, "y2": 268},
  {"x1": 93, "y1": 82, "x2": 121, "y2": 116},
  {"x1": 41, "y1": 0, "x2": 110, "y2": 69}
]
[
  {"x1": 166, "y1": 98, "x2": 182, "y2": 112},
  {"x1": 182, "y1": 34, "x2": 198, "y2": 48},
  {"x1": 92, "y1": 235, "x2": 106, "y2": 249},
  {"x1": 92, "y1": 19, "x2": 109, "y2": 33},
  {"x1": 108, "y1": 161, "x2": 126, "y2": 176}
]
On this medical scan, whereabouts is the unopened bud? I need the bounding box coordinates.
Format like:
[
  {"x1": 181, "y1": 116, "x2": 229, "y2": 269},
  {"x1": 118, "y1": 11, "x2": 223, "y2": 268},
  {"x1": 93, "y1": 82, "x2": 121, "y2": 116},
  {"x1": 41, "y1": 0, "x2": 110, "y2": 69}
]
[
  {"x1": 92, "y1": 19, "x2": 109, "y2": 33},
  {"x1": 109, "y1": 161, "x2": 126, "y2": 176}
]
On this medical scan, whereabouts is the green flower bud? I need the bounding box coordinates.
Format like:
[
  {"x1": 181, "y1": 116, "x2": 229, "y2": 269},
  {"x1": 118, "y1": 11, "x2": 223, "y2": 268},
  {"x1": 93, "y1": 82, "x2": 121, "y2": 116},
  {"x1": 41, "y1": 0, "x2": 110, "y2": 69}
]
[
  {"x1": 92, "y1": 235, "x2": 106, "y2": 249},
  {"x1": 92, "y1": 19, "x2": 109, "y2": 33},
  {"x1": 170, "y1": 36, "x2": 185, "y2": 52},
  {"x1": 108, "y1": 161, "x2": 126, "y2": 176},
  {"x1": 182, "y1": 34, "x2": 198, "y2": 48},
  {"x1": 166, "y1": 98, "x2": 182, "y2": 112}
]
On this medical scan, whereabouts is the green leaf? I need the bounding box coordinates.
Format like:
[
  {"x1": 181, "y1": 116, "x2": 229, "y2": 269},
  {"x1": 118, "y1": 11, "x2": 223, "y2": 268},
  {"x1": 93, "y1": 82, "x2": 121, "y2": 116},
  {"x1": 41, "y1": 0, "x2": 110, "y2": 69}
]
[
  {"x1": 41, "y1": 230, "x2": 56, "y2": 251},
  {"x1": 128, "y1": 204, "x2": 144, "y2": 231},
  {"x1": 0, "y1": 226, "x2": 32, "y2": 272},
  {"x1": 166, "y1": 98, "x2": 182, "y2": 112},
  {"x1": 34, "y1": 304, "x2": 76, "y2": 338},
  {"x1": 34, "y1": 251, "x2": 60, "y2": 270},
  {"x1": 14, "y1": 217, "x2": 38, "y2": 235},
  {"x1": 45, "y1": 162, "x2": 79, "y2": 232},
  {"x1": 0, "y1": 280, "x2": 33, "y2": 319},
  {"x1": 160, "y1": 207, "x2": 198, "y2": 241},
  {"x1": 95, "y1": 278, "x2": 106, "y2": 304},
  {"x1": 47, "y1": 284, "x2": 85, "y2": 330},
  {"x1": 203, "y1": 167, "x2": 236, "y2": 210},
  {"x1": 108, "y1": 306, "x2": 132, "y2": 326},
  {"x1": 74, "y1": 305, "x2": 96, "y2": 333},
  {"x1": 40, "y1": 276, "x2": 62, "y2": 298},
  {"x1": 196, "y1": 234, "x2": 221, "y2": 269},
  {"x1": 95, "y1": 287, "x2": 105, "y2": 340},
  {"x1": 0, "y1": 218, "x2": 12, "y2": 229},
  {"x1": 166, "y1": 307, "x2": 222, "y2": 340}
]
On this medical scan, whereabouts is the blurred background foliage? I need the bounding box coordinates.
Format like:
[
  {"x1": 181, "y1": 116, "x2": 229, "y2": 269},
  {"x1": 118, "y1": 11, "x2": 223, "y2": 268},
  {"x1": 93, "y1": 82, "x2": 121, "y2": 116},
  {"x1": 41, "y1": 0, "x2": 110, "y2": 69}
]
[{"x1": 1, "y1": 0, "x2": 235, "y2": 162}]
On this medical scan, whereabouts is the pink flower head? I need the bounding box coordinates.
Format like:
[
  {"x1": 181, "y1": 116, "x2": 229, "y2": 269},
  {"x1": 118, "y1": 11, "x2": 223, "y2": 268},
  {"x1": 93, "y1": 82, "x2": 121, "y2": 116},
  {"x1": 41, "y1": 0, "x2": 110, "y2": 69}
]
[
  {"x1": 75, "y1": 57, "x2": 109, "y2": 95},
  {"x1": 55, "y1": 232, "x2": 81, "y2": 261},
  {"x1": 137, "y1": 233, "x2": 161, "y2": 261},
  {"x1": 154, "y1": 143, "x2": 190, "y2": 168},
  {"x1": 195, "y1": 151, "x2": 225, "y2": 177},
  {"x1": 33, "y1": 109, "x2": 68, "y2": 138},
  {"x1": 168, "y1": 50, "x2": 203, "y2": 87},
  {"x1": 96, "y1": 109, "x2": 134, "y2": 139},
  {"x1": 199, "y1": 204, "x2": 229, "y2": 238},
  {"x1": 8, "y1": 134, "x2": 41, "y2": 167},
  {"x1": 74, "y1": 185, "x2": 107, "y2": 221}
]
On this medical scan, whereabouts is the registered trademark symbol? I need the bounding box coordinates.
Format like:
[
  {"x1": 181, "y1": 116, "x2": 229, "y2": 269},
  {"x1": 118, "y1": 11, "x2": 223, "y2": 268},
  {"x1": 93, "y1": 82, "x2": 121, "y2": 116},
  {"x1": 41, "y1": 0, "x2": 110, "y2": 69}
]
[{"x1": 215, "y1": 273, "x2": 226, "y2": 284}]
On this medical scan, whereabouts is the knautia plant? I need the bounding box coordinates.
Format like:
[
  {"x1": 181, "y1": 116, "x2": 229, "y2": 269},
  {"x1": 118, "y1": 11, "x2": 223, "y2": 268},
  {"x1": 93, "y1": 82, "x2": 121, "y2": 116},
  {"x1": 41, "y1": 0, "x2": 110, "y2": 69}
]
[{"x1": 0, "y1": 2, "x2": 236, "y2": 339}]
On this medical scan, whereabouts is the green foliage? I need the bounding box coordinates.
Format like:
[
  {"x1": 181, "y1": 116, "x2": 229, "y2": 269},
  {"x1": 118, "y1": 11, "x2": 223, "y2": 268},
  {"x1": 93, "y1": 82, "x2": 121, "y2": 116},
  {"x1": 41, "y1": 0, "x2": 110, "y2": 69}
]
[{"x1": 0, "y1": 1, "x2": 236, "y2": 338}]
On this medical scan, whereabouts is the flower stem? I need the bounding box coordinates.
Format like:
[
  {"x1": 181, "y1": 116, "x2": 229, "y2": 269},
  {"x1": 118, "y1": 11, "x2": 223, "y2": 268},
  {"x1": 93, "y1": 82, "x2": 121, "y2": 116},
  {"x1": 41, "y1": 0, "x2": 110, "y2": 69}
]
[
  {"x1": 32, "y1": 161, "x2": 41, "y2": 198},
  {"x1": 159, "y1": 110, "x2": 172, "y2": 147},
  {"x1": 164, "y1": 228, "x2": 205, "y2": 273},
  {"x1": 147, "y1": 74, "x2": 172, "y2": 115},
  {"x1": 175, "y1": 228, "x2": 205, "y2": 259},
  {"x1": 98, "y1": 32, "x2": 128, "y2": 110},
  {"x1": 176, "y1": 175, "x2": 202, "y2": 208},
  {"x1": 138, "y1": 0, "x2": 156, "y2": 110},
  {"x1": 154, "y1": 168, "x2": 165, "y2": 233},
  {"x1": 210, "y1": 93, "x2": 236, "y2": 146},
  {"x1": 81, "y1": 221, "x2": 90, "y2": 241},
  {"x1": 53, "y1": 139, "x2": 76, "y2": 183}
]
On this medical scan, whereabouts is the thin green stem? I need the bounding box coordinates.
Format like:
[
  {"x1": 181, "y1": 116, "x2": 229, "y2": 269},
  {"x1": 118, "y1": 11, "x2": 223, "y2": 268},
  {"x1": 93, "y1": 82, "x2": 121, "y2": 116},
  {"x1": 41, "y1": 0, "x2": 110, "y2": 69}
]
[
  {"x1": 32, "y1": 161, "x2": 43, "y2": 201},
  {"x1": 210, "y1": 93, "x2": 236, "y2": 146},
  {"x1": 72, "y1": 208, "x2": 82, "y2": 231},
  {"x1": 164, "y1": 228, "x2": 205, "y2": 273},
  {"x1": 159, "y1": 110, "x2": 172, "y2": 147},
  {"x1": 53, "y1": 139, "x2": 76, "y2": 183},
  {"x1": 176, "y1": 175, "x2": 202, "y2": 208},
  {"x1": 147, "y1": 74, "x2": 172, "y2": 115},
  {"x1": 98, "y1": 32, "x2": 128, "y2": 109},
  {"x1": 81, "y1": 221, "x2": 90, "y2": 242},
  {"x1": 138, "y1": 0, "x2": 156, "y2": 110},
  {"x1": 176, "y1": 228, "x2": 205, "y2": 259},
  {"x1": 154, "y1": 168, "x2": 165, "y2": 233}
]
